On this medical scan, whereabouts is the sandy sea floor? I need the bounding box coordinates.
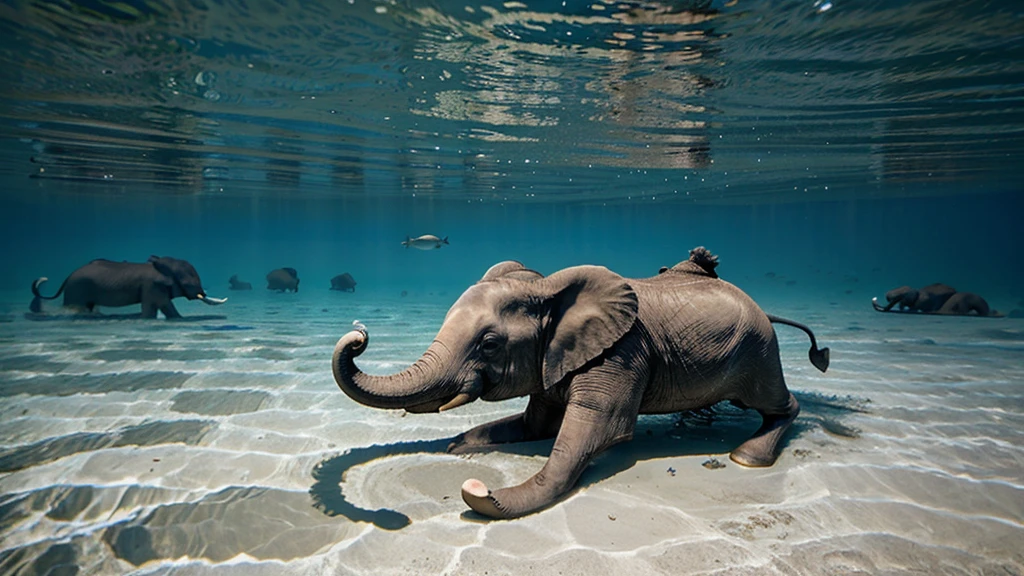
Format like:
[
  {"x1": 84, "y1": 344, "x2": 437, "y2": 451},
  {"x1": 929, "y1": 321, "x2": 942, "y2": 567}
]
[{"x1": 0, "y1": 286, "x2": 1022, "y2": 575}]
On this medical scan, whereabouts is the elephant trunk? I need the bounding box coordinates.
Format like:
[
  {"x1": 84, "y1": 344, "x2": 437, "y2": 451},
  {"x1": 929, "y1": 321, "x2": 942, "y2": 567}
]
[
  {"x1": 872, "y1": 296, "x2": 902, "y2": 312},
  {"x1": 332, "y1": 327, "x2": 466, "y2": 411}
]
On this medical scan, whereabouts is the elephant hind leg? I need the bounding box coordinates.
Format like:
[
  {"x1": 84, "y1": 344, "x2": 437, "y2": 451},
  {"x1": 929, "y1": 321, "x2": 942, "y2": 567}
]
[{"x1": 729, "y1": 392, "x2": 800, "y2": 467}]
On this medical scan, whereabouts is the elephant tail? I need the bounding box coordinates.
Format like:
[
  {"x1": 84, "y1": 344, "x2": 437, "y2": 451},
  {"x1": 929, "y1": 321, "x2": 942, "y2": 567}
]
[
  {"x1": 765, "y1": 314, "x2": 830, "y2": 373},
  {"x1": 30, "y1": 276, "x2": 67, "y2": 313}
]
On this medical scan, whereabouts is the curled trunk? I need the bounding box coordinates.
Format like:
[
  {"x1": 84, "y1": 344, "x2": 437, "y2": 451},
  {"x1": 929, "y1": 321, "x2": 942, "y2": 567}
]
[{"x1": 331, "y1": 329, "x2": 461, "y2": 411}]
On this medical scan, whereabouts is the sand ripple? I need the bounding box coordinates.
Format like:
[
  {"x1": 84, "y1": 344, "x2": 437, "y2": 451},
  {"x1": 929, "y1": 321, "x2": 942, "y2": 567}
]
[{"x1": 0, "y1": 295, "x2": 1022, "y2": 575}]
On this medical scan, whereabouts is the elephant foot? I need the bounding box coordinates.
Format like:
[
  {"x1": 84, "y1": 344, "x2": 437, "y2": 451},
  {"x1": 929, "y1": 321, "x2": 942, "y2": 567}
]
[
  {"x1": 729, "y1": 446, "x2": 779, "y2": 468},
  {"x1": 461, "y1": 479, "x2": 507, "y2": 519},
  {"x1": 729, "y1": 395, "x2": 800, "y2": 468}
]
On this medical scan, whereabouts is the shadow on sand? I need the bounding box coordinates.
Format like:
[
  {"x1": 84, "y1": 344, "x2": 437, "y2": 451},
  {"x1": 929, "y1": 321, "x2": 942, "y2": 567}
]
[{"x1": 309, "y1": 390, "x2": 869, "y2": 529}]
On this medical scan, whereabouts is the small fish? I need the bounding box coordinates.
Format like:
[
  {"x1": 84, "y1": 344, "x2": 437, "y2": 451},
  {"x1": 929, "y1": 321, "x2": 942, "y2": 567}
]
[{"x1": 402, "y1": 234, "x2": 449, "y2": 250}]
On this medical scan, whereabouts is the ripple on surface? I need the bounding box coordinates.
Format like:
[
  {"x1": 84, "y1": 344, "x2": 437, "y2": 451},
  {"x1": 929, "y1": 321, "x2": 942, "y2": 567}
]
[
  {"x1": 242, "y1": 347, "x2": 294, "y2": 361},
  {"x1": 0, "y1": 355, "x2": 71, "y2": 373},
  {"x1": 0, "y1": 419, "x2": 214, "y2": 473},
  {"x1": 0, "y1": 371, "x2": 192, "y2": 397},
  {"x1": 773, "y1": 532, "x2": 1021, "y2": 575},
  {"x1": 83, "y1": 348, "x2": 228, "y2": 362},
  {"x1": 0, "y1": 541, "x2": 81, "y2": 576},
  {"x1": 170, "y1": 390, "x2": 271, "y2": 415}
]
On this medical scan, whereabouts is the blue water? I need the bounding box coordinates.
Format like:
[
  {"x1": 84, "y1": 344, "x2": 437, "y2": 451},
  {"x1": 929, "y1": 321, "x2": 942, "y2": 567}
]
[{"x1": 1, "y1": 0, "x2": 1023, "y2": 573}]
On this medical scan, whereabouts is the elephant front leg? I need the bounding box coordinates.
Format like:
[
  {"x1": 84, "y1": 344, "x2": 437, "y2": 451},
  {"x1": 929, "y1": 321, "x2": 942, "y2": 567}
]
[
  {"x1": 448, "y1": 394, "x2": 564, "y2": 454},
  {"x1": 159, "y1": 300, "x2": 182, "y2": 319},
  {"x1": 460, "y1": 380, "x2": 643, "y2": 519}
]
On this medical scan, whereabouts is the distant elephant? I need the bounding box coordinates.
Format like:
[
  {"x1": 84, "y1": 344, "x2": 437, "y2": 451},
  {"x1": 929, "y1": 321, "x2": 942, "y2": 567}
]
[
  {"x1": 873, "y1": 284, "x2": 1001, "y2": 317},
  {"x1": 874, "y1": 283, "x2": 956, "y2": 312},
  {"x1": 228, "y1": 275, "x2": 252, "y2": 291},
  {"x1": 330, "y1": 273, "x2": 357, "y2": 292},
  {"x1": 266, "y1": 268, "x2": 299, "y2": 292},
  {"x1": 30, "y1": 256, "x2": 227, "y2": 319},
  {"x1": 332, "y1": 247, "x2": 830, "y2": 519}
]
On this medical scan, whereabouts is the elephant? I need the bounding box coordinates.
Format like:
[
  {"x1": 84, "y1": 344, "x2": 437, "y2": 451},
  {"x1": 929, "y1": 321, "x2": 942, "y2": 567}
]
[
  {"x1": 228, "y1": 275, "x2": 252, "y2": 291},
  {"x1": 872, "y1": 284, "x2": 1001, "y2": 316},
  {"x1": 30, "y1": 256, "x2": 227, "y2": 319},
  {"x1": 873, "y1": 283, "x2": 956, "y2": 312},
  {"x1": 332, "y1": 246, "x2": 830, "y2": 519},
  {"x1": 266, "y1": 268, "x2": 299, "y2": 292},
  {"x1": 330, "y1": 273, "x2": 358, "y2": 292}
]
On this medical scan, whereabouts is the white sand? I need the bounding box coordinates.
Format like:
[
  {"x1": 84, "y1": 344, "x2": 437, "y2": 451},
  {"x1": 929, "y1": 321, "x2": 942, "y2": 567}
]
[{"x1": 1, "y1": 289, "x2": 1022, "y2": 575}]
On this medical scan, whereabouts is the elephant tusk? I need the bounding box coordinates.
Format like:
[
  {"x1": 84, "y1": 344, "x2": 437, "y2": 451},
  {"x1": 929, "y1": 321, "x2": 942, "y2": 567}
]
[
  {"x1": 199, "y1": 295, "x2": 228, "y2": 305},
  {"x1": 438, "y1": 393, "x2": 473, "y2": 412}
]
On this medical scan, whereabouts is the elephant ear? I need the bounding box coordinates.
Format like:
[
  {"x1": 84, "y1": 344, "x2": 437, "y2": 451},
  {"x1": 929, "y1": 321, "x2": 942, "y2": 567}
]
[
  {"x1": 535, "y1": 266, "x2": 638, "y2": 389},
  {"x1": 148, "y1": 256, "x2": 175, "y2": 287},
  {"x1": 478, "y1": 261, "x2": 544, "y2": 283}
]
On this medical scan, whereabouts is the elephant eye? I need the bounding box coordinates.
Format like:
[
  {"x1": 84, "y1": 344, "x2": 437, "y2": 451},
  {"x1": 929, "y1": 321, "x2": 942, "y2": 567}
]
[{"x1": 480, "y1": 335, "x2": 503, "y2": 356}]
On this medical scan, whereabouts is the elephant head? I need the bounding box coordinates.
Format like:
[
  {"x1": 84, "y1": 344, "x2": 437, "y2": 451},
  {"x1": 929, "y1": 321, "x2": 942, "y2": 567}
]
[
  {"x1": 876, "y1": 283, "x2": 956, "y2": 312},
  {"x1": 882, "y1": 285, "x2": 919, "y2": 311},
  {"x1": 149, "y1": 256, "x2": 226, "y2": 305},
  {"x1": 332, "y1": 260, "x2": 636, "y2": 414}
]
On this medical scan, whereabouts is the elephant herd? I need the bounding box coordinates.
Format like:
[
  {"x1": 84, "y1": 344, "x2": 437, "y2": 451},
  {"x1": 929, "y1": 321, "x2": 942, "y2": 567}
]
[
  {"x1": 27, "y1": 258, "x2": 361, "y2": 319},
  {"x1": 22, "y1": 250, "x2": 1013, "y2": 520},
  {"x1": 28, "y1": 255, "x2": 1004, "y2": 321},
  {"x1": 230, "y1": 268, "x2": 358, "y2": 293}
]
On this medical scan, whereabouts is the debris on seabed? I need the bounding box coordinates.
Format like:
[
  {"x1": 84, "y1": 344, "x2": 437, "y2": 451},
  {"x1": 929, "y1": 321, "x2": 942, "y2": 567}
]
[{"x1": 702, "y1": 458, "x2": 726, "y2": 470}]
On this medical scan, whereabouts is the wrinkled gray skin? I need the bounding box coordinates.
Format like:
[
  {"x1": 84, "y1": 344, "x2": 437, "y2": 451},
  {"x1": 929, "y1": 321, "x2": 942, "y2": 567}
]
[
  {"x1": 877, "y1": 283, "x2": 956, "y2": 312},
  {"x1": 30, "y1": 256, "x2": 226, "y2": 318},
  {"x1": 332, "y1": 249, "x2": 828, "y2": 519},
  {"x1": 229, "y1": 275, "x2": 252, "y2": 291},
  {"x1": 266, "y1": 268, "x2": 299, "y2": 292},
  {"x1": 330, "y1": 273, "x2": 357, "y2": 292}
]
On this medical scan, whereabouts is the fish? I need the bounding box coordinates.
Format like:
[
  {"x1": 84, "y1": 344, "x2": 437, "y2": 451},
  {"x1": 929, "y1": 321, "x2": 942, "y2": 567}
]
[{"x1": 402, "y1": 235, "x2": 449, "y2": 250}]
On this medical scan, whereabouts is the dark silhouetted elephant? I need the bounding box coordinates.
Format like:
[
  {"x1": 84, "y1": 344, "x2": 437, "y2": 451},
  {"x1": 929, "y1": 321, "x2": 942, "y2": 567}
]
[
  {"x1": 30, "y1": 256, "x2": 226, "y2": 319},
  {"x1": 874, "y1": 283, "x2": 956, "y2": 312},
  {"x1": 330, "y1": 273, "x2": 357, "y2": 292},
  {"x1": 229, "y1": 275, "x2": 252, "y2": 291},
  {"x1": 873, "y1": 284, "x2": 1001, "y2": 317},
  {"x1": 266, "y1": 268, "x2": 299, "y2": 292}
]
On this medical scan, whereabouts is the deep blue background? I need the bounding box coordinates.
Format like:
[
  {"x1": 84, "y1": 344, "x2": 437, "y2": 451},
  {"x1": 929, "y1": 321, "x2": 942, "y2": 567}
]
[{"x1": 2, "y1": 181, "x2": 1021, "y2": 313}]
